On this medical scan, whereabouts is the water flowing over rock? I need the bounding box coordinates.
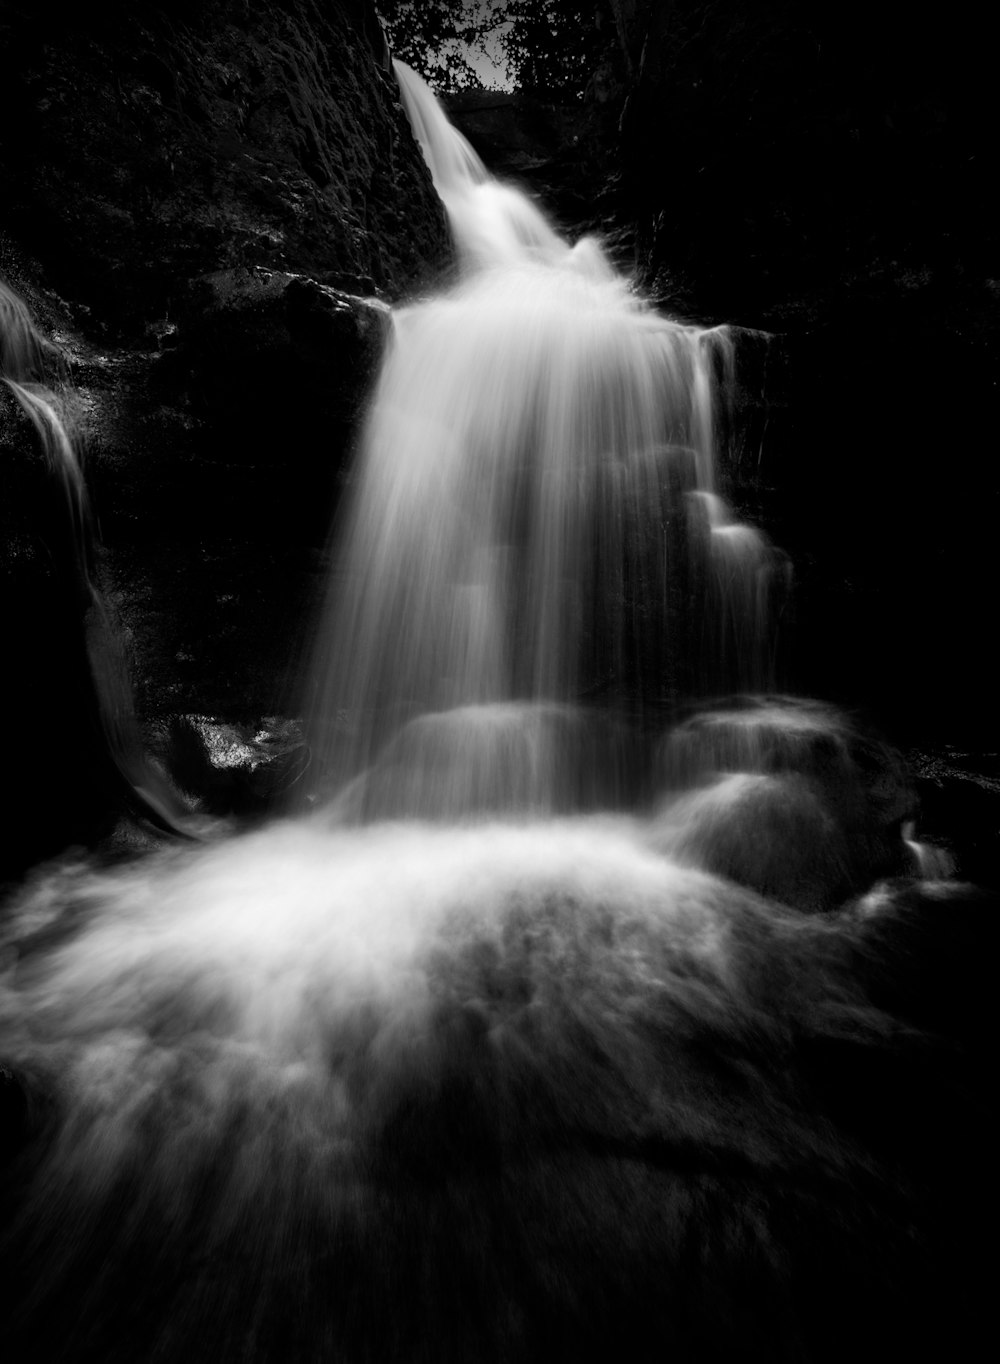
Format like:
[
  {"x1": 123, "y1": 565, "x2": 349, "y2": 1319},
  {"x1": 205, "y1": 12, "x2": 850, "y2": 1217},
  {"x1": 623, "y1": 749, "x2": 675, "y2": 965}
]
[
  {"x1": 1, "y1": 280, "x2": 191, "y2": 864},
  {"x1": 304, "y1": 62, "x2": 785, "y2": 810}
]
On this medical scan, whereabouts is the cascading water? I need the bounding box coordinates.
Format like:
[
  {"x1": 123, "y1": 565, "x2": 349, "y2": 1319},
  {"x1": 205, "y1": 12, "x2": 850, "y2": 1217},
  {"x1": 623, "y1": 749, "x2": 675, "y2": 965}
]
[
  {"x1": 304, "y1": 62, "x2": 782, "y2": 816},
  {"x1": 0, "y1": 281, "x2": 186, "y2": 838},
  {"x1": 0, "y1": 61, "x2": 968, "y2": 1364}
]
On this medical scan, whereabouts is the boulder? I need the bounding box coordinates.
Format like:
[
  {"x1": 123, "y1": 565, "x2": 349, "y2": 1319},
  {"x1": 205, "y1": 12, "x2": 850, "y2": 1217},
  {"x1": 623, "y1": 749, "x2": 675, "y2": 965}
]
[{"x1": 651, "y1": 697, "x2": 921, "y2": 909}]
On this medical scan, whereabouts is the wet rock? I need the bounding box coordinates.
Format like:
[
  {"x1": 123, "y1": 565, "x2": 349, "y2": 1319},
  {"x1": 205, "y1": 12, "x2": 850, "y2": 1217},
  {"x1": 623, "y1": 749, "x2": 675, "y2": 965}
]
[
  {"x1": 904, "y1": 747, "x2": 1000, "y2": 889},
  {"x1": 650, "y1": 771, "x2": 861, "y2": 913},
  {"x1": 658, "y1": 697, "x2": 915, "y2": 815},
  {"x1": 160, "y1": 713, "x2": 308, "y2": 817},
  {"x1": 847, "y1": 876, "x2": 999, "y2": 1043},
  {"x1": 324, "y1": 702, "x2": 647, "y2": 822},
  {"x1": 652, "y1": 697, "x2": 921, "y2": 908},
  {"x1": 0, "y1": 351, "x2": 188, "y2": 877},
  {"x1": 161, "y1": 267, "x2": 391, "y2": 492}
]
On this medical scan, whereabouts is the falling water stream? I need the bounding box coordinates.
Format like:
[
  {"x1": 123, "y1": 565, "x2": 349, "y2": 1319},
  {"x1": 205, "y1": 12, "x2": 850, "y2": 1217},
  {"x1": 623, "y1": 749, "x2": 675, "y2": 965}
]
[
  {"x1": 305, "y1": 62, "x2": 780, "y2": 815},
  {"x1": 0, "y1": 63, "x2": 962, "y2": 1364}
]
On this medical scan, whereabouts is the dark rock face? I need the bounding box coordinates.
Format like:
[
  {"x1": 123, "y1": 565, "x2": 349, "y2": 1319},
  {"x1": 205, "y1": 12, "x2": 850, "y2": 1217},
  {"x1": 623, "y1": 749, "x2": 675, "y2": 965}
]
[
  {"x1": 169, "y1": 268, "x2": 391, "y2": 437},
  {"x1": 0, "y1": 0, "x2": 447, "y2": 334},
  {"x1": 619, "y1": 0, "x2": 993, "y2": 322},
  {"x1": 0, "y1": 2, "x2": 449, "y2": 874},
  {"x1": 906, "y1": 747, "x2": 1000, "y2": 891}
]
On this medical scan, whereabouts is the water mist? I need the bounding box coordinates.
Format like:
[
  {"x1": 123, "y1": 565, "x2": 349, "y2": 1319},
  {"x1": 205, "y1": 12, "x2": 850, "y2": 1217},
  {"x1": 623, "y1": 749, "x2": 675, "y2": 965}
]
[{"x1": 0, "y1": 62, "x2": 972, "y2": 1364}]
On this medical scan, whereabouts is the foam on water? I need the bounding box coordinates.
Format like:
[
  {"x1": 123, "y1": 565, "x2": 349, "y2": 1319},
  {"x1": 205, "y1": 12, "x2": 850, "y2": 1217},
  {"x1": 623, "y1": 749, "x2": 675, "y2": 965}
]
[
  {"x1": 0, "y1": 812, "x2": 868, "y2": 1201},
  {"x1": 0, "y1": 66, "x2": 971, "y2": 1364},
  {"x1": 0, "y1": 815, "x2": 786, "y2": 1262}
]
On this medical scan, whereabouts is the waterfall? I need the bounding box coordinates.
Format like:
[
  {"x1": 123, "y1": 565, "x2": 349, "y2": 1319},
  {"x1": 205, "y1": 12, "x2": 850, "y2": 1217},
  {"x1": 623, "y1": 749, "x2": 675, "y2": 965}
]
[
  {"x1": 0, "y1": 281, "x2": 188, "y2": 838},
  {"x1": 304, "y1": 63, "x2": 781, "y2": 815},
  {"x1": 0, "y1": 60, "x2": 968, "y2": 1364}
]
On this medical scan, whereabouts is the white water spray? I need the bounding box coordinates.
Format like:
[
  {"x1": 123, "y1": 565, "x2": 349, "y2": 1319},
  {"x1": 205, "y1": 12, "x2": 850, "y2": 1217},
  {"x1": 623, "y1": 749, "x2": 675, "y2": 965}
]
[
  {"x1": 2, "y1": 808, "x2": 935, "y2": 1361},
  {"x1": 304, "y1": 63, "x2": 780, "y2": 812}
]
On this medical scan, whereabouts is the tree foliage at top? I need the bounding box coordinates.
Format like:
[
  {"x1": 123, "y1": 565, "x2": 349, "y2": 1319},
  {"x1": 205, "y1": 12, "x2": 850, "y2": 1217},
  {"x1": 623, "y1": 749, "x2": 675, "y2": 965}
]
[{"x1": 377, "y1": 1, "x2": 616, "y2": 96}]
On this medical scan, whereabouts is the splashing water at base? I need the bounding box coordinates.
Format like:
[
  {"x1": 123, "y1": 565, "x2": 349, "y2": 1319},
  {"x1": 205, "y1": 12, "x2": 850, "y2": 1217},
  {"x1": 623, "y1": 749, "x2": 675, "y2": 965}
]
[
  {"x1": 304, "y1": 63, "x2": 782, "y2": 810},
  {"x1": 0, "y1": 807, "x2": 980, "y2": 1362}
]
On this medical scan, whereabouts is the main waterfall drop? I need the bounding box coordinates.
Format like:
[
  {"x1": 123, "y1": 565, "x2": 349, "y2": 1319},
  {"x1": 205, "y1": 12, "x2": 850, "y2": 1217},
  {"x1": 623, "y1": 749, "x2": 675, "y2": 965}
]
[{"x1": 304, "y1": 63, "x2": 780, "y2": 816}]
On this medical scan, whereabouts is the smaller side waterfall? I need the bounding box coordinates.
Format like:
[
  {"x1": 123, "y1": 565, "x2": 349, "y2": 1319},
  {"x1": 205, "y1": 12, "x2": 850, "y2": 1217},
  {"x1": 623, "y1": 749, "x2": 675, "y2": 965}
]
[
  {"x1": 0, "y1": 280, "x2": 188, "y2": 837},
  {"x1": 304, "y1": 64, "x2": 784, "y2": 814}
]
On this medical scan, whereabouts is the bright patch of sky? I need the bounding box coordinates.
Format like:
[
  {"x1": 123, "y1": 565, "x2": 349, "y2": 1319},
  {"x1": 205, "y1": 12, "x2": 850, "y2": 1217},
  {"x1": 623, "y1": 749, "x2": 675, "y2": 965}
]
[
  {"x1": 450, "y1": 0, "x2": 517, "y2": 89},
  {"x1": 428, "y1": 31, "x2": 514, "y2": 89},
  {"x1": 381, "y1": 1, "x2": 517, "y2": 92}
]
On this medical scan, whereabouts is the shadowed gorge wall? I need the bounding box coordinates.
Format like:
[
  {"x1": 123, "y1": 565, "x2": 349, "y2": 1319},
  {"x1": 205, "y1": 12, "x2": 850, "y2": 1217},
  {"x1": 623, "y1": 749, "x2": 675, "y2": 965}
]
[
  {"x1": 616, "y1": 0, "x2": 993, "y2": 315},
  {"x1": 0, "y1": 0, "x2": 447, "y2": 330}
]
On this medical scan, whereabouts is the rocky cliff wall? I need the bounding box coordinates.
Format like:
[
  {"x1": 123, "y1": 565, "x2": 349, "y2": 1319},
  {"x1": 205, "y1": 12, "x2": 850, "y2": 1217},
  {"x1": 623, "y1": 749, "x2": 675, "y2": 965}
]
[
  {"x1": 0, "y1": 1, "x2": 449, "y2": 872},
  {"x1": 0, "y1": 0, "x2": 446, "y2": 330}
]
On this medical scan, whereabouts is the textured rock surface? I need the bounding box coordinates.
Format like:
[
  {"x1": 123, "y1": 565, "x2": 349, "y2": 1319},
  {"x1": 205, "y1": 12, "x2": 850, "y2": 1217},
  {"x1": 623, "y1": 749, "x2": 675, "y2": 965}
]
[
  {"x1": 0, "y1": 2, "x2": 449, "y2": 872},
  {"x1": 617, "y1": 1, "x2": 993, "y2": 320},
  {"x1": 0, "y1": 0, "x2": 446, "y2": 332}
]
